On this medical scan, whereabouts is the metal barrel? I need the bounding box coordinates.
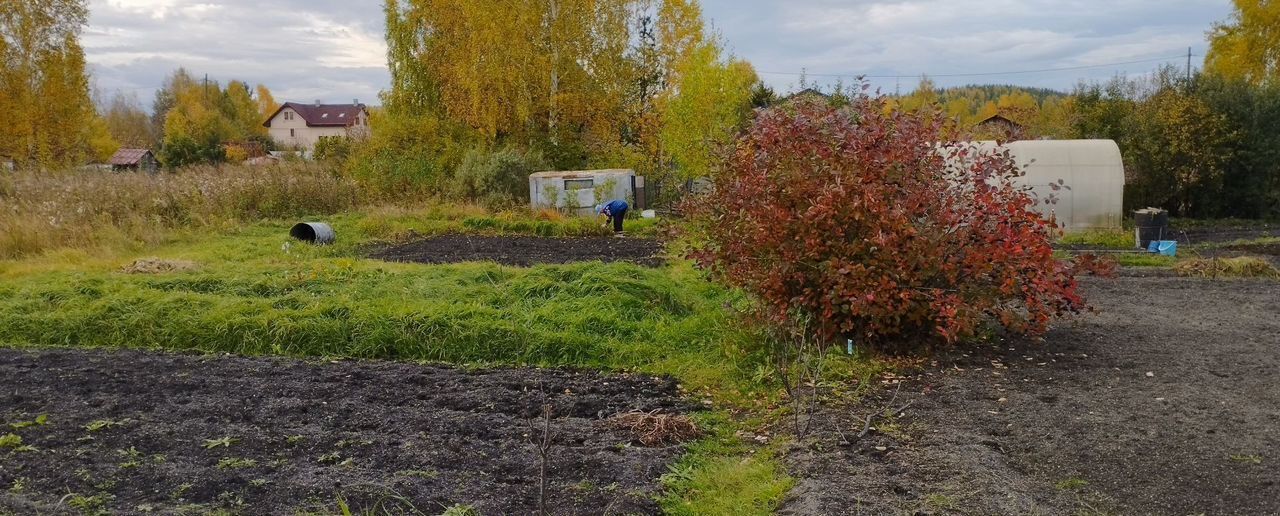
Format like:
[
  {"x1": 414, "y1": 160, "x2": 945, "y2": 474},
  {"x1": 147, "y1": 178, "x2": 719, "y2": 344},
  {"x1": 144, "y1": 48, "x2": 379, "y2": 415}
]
[
  {"x1": 289, "y1": 222, "x2": 336, "y2": 245},
  {"x1": 1133, "y1": 208, "x2": 1168, "y2": 249}
]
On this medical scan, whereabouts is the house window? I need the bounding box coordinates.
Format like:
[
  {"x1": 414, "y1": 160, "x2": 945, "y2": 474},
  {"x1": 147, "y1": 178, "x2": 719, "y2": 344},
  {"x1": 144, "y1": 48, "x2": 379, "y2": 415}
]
[
  {"x1": 564, "y1": 179, "x2": 593, "y2": 190},
  {"x1": 284, "y1": 111, "x2": 293, "y2": 121},
  {"x1": 290, "y1": 129, "x2": 295, "y2": 138}
]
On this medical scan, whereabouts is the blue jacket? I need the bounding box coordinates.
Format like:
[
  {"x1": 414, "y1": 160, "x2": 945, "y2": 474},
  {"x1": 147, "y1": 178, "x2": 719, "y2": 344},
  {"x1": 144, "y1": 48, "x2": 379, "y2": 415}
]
[{"x1": 600, "y1": 199, "x2": 628, "y2": 217}]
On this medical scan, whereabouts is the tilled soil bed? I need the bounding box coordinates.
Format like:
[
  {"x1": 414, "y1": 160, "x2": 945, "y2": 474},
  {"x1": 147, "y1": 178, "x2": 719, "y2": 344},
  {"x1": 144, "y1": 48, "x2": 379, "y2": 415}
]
[
  {"x1": 370, "y1": 234, "x2": 664, "y2": 267},
  {"x1": 0, "y1": 349, "x2": 695, "y2": 515},
  {"x1": 782, "y1": 276, "x2": 1280, "y2": 515},
  {"x1": 1175, "y1": 223, "x2": 1280, "y2": 245}
]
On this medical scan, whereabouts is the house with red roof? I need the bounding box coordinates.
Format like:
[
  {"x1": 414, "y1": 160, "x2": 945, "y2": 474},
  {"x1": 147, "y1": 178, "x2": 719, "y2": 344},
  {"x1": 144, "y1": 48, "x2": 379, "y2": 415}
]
[{"x1": 262, "y1": 100, "x2": 370, "y2": 152}]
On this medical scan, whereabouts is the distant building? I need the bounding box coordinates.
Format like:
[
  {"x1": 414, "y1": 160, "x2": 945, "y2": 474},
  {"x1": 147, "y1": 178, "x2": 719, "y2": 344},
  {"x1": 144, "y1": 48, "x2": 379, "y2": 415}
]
[
  {"x1": 262, "y1": 100, "x2": 370, "y2": 152},
  {"x1": 780, "y1": 88, "x2": 831, "y2": 106},
  {"x1": 109, "y1": 148, "x2": 158, "y2": 172},
  {"x1": 529, "y1": 169, "x2": 641, "y2": 217},
  {"x1": 973, "y1": 113, "x2": 1027, "y2": 140}
]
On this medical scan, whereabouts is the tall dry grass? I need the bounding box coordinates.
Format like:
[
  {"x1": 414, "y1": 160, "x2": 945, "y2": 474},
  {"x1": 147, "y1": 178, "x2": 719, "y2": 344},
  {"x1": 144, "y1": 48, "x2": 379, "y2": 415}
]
[{"x1": 0, "y1": 163, "x2": 360, "y2": 259}]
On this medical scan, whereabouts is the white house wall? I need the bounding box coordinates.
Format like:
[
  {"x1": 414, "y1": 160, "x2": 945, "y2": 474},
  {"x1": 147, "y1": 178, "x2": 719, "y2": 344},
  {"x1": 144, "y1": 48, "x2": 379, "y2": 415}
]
[{"x1": 266, "y1": 107, "x2": 368, "y2": 151}]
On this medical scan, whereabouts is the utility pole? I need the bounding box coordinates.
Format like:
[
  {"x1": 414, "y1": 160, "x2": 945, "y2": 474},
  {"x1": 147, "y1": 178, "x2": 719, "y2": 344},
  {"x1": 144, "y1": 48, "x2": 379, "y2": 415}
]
[
  {"x1": 1186, "y1": 47, "x2": 1192, "y2": 83},
  {"x1": 203, "y1": 73, "x2": 209, "y2": 101}
]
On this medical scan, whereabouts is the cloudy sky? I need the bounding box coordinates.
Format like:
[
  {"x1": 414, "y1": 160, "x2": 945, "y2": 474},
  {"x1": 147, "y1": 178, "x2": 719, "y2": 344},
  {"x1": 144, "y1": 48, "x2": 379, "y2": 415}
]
[{"x1": 84, "y1": 0, "x2": 1232, "y2": 109}]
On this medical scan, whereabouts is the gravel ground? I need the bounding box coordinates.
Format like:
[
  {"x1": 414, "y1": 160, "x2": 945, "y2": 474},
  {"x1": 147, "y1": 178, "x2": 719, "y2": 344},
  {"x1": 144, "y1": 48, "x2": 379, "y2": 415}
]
[{"x1": 781, "y1": 276, "x2": 1280, "y2": 515}]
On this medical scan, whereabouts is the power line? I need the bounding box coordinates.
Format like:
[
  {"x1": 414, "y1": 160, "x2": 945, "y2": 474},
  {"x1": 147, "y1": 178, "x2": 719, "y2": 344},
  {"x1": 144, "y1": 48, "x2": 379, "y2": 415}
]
[{"x1": 758, "y1": 53, "x2": 1197, "y2": 80}]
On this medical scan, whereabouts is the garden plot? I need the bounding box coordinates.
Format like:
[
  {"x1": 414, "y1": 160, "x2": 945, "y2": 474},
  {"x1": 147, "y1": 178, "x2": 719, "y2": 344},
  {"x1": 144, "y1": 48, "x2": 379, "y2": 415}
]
[
  {"x1": 0, "y1": 349, "x2": 696, "y2": 515},
  {"x1": 370, "y1": 234, "x2": 664, "y2": 267},
  {"x1": 1176, "y1": 222, "x2": 1280, "y2": 245},
  {"x1": 782, "y1": 276, "x2": 1280, "y2": 515}
]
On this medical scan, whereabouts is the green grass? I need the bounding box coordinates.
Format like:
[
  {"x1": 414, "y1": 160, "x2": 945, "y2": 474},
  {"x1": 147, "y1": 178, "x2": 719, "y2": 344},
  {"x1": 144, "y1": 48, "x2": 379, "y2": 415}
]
[
  {"x1": 1110, "y1": 253, "x2": 1179, "y2": 267},
  {"x1": 0, "y1": 204, "x2": 787, "y2": 511},
  {"x1": 659, "y1": 413, "x2": 794, "y2": 515},
  {"x1": 1057, "y1": 229, "x2": 1134, "y2": 249},
  {"x1": 1053, "y1": 249, "x2": 1178, "y2": 268},
  {"x1": 0, "y1": 230, "x2": 761, "y2": 398},
  {"x1": 1056, "y1": 477, "x2": 1089, "y2": 491}
]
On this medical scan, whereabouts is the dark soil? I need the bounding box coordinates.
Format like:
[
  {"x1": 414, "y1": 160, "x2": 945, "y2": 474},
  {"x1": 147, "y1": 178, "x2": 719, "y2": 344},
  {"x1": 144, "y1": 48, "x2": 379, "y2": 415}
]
[
  {"x1": 782, "y1": 276, "x2": 1280, "y2": 515},
  {"x1": 1174, "y1": 223, "x2": 1280, "y2": 245},
  {"x1": 0, "y1": 349, "x2": 694, "y2": 515},
  {"x1": 1223, "y1": 242, "x2": 1280, "y2": 256},
  {"x1": 369, "y1": 234, "x2": 664, "y2": 267}
]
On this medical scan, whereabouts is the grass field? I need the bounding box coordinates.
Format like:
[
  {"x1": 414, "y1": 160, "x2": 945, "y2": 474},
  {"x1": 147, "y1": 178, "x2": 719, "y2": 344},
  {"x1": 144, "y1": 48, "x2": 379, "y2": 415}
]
[{"x1": 0, "y1": 203, "x2": 797, "y2": 513}]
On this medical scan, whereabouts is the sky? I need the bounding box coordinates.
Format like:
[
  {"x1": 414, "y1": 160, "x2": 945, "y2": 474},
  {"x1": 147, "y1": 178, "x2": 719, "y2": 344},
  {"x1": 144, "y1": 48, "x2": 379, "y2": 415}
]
[{"x1": 84, "y1": 0, "x2": 1233, "y2": 109}]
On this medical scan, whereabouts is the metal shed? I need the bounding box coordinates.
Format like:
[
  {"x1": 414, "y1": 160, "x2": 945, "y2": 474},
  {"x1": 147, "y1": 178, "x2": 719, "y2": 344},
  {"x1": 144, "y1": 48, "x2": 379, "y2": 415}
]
[
  {"x1": 953, "y1": 140, "x2": 1126, "y2": 231},
  {"x1": 529, "y1": 169, "x2": 641, "y2": 216}
]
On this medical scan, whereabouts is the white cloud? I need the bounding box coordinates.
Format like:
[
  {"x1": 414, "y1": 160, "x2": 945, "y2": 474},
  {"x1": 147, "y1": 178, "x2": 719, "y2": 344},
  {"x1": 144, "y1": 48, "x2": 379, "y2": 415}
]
[
  {"x1": 703, "y1": 0, "x2": 1232, "y2": 92},
  {"x1": 85, "y1": 0, "x2": 388, "y2": 108},
  {"x1": 82, "y1": 0, "x2": 1233, "y2": 108}
]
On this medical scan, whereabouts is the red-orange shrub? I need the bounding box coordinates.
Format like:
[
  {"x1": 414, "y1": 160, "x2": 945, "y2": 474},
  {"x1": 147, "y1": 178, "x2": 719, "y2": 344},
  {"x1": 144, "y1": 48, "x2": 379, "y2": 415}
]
[{"x1": 685, "y1": 96, "x2": 1104, "y2": 349}]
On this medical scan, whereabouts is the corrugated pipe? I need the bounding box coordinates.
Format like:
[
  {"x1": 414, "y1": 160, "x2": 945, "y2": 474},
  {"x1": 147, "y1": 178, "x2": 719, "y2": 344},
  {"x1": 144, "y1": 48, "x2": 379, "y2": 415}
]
[{"x1": 290, "y1": 222, "x2": 336, "y2": 245}]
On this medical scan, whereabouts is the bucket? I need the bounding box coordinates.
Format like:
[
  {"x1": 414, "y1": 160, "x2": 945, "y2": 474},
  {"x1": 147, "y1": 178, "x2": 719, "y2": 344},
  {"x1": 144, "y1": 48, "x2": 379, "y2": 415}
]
[
  {"x1": 290, "y1": 222, "x2": 336, "y2": 245},
  {"x1": 1146, "y1": 240, "x2": 1177, "y2": 257}
]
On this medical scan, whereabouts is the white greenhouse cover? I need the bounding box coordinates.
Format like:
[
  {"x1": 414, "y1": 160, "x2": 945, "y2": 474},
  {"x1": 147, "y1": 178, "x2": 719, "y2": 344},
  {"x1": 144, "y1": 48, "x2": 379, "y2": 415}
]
[{"x1": 950, "y1": 139, "x2": 1126, "y2": 231}]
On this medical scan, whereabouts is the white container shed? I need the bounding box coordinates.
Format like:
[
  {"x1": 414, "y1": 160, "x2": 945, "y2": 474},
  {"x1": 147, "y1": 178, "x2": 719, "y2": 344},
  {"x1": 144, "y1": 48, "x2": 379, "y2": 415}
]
[
  {"x1": 529, "y1": 169, "x2": 637, "y2": 217},
  {"x1": 955, "y1": 140, "x2": 1126, "y2": 231}
]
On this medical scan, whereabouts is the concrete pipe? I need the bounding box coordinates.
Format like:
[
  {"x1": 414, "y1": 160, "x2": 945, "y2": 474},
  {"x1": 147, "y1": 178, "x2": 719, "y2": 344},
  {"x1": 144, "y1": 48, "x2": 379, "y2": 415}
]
[{"x1": 290, "y1": 222, "x2": 336, "y2": 245}]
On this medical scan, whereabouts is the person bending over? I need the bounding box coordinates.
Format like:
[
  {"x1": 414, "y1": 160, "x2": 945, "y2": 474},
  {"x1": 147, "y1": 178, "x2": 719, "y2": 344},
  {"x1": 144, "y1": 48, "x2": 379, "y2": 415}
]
[{"x1": 596, "y1": 199, "x2": 629, "y2": 233}]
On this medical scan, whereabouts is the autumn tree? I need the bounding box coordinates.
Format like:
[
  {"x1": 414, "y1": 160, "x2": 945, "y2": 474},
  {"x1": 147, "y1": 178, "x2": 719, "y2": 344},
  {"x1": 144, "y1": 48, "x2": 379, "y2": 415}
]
[
  {"x1": 1122, "y1": 86, "x2": 1234, "y2": 217},
  {"x1": 255, "y1": 84, "x2": 279, "y2": 122},
  {"x1": 102, "y1": 92, "x2": 157, "y2": 148},
  {"x1": 1033, "y1": 95, "x2": 1076, "y2": 139},
  {"x1": 384, "y1": 0, "x2": 633, "y2": 147},
  {"x1": 0, "y1": 0, "x2": 116, "y2": 167},
  {"x1": 152, "y1": 69, "x2": 278, "y2": 167},
  {"x1": 1194, "y1": 74, "x2": 1280, "y2": 219},
  {"x1": 222, "y1": 81, "x2": 268, "y2": 141},
  {"x1": 657, "y1": 0, "x2": 705, "y2": 82},
  {"x1": 660, "y1": 37, "x2": 758, "y2": 181},
  {"x1": 1205, "y1": 0, "x2": 1280, "y2": 85},
  {"x1": 897, "y1": 76, "x2": 939, "y2": 113}
]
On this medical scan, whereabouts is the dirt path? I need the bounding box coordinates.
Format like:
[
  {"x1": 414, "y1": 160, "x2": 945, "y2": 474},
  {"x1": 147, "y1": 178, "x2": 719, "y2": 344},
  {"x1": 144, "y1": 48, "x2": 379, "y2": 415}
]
[
  {"x1": 0, "y1": 350, "x2": 692, "y2": 515},
  {"x1": 370, "y1": 234, "x2": 664, "y2": 267},
  {"x1": 782, "y1": 276, "x2": 1280, "y2": 515}
]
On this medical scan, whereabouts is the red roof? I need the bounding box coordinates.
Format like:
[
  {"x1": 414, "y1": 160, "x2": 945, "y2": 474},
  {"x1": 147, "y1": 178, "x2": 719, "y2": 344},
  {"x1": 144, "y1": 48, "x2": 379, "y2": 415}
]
[
  {"x1": 109, "y1": 148, "x2": 154, "y2": 166},
  {"x1": 263, "y1": 102, "x2": 367, "y2": 128}
]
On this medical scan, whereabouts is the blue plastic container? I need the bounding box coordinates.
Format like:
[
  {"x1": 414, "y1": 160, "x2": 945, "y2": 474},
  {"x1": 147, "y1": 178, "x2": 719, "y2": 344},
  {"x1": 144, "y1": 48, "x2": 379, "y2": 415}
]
[{"x1": 1146, "y1": 240, "x2": 1177, "y2": 257}]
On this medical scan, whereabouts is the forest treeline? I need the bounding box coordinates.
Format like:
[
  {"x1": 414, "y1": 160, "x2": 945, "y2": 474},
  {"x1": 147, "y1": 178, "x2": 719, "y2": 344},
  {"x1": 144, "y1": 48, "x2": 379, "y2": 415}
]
[{"x1": 3, "y1": 0, "x2": 1278, "y2": 218}]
